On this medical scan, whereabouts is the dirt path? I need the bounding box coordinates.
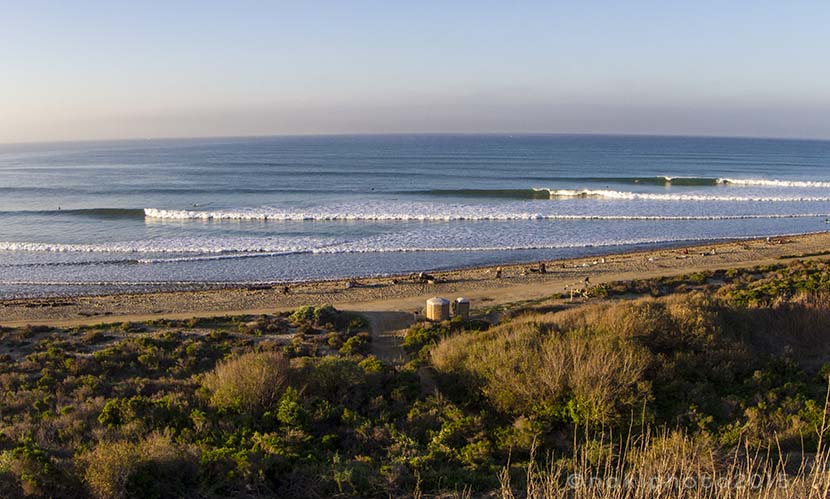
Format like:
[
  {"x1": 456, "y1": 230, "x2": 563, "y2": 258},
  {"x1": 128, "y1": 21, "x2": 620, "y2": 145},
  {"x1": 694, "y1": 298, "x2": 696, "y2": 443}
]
[
  {"x1": 360, "y1": 311, "x2": 439, "y2": 394},
  {"x1": 360, "y1": 311, "x2": 415, "y2": 364}
]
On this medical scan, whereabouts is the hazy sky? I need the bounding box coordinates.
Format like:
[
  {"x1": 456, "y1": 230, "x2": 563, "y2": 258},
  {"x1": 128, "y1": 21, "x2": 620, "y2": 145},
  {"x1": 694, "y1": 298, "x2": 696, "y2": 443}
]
[{"x1": 2, "y1": 1, "x2": 829, "y2": 143}]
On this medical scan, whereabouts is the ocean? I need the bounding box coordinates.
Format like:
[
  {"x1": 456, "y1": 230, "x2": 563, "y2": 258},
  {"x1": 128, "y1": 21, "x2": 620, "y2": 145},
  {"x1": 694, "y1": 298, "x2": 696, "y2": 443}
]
[{"x1": 1, "y1": 134, "x2": 829, "y2": 298}]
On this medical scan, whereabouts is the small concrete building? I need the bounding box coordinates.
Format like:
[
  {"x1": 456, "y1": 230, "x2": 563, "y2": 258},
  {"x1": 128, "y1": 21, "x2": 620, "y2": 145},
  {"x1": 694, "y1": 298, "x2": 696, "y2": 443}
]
[
  {"x1": 454, "y1": 297, "x2": 470, "y2": 319},
  {"x1": 425, "y1": 297, "x2": 450, "y2": 321}
]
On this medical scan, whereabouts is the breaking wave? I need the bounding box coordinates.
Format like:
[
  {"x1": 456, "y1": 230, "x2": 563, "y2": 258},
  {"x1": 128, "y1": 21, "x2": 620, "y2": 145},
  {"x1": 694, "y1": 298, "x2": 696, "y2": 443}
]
[
  {"x1": 2, "y1": 211, "x2": 828, "y2": 265},
  {"x1": 537, "y1": 189, "x2": 830, "y2": 202},
  {"x1": 0, "y1": 237, "x2": 342, "y2": 254},
  {"x1": 143, "y1": 205, "x2": 830, "y2": 222},
  {"x1": 718, "y1": 178, "x2": 830, "y2": 188},
  {"x1": 0, "y1": 234, "x2": 768, "y2": 265},
  {"x1": 413, "y1": 177, "x2": 830, "y2": 198}
]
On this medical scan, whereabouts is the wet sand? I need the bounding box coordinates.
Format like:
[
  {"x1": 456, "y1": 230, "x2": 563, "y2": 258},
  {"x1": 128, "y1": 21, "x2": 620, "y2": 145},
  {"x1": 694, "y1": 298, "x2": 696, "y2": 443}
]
[{"x1": 2, "y1": 232, "x2": 829, "y2": 327}]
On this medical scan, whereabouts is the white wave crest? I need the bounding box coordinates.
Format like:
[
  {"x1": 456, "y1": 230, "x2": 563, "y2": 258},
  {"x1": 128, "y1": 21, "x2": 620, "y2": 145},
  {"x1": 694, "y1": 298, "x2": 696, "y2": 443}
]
[
  {"x1": 0, "y1": 236, "x2": 340, "y2": 254},
  {"x1": 0, "y1": 233, "x2": 803, "y2": 267},
  {"x1": 144, "y1": 204, "x2": 830, "y2": 222},
  {"x1": 718, "y1": 178, "x2": 830, "y2": 188},
  {"x1": 537, "y1": 189, "x2": 830, "y2": 202},
  {"x1": 2, "y1": 213, "x2": 827, "y2": 260}
]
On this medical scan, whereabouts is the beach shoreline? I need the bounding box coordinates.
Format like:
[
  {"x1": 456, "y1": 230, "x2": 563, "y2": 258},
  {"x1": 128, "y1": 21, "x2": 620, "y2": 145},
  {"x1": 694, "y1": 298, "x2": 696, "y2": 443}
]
[{"x1": 2, "y1": 231, "x2": 829, "y2": 327}]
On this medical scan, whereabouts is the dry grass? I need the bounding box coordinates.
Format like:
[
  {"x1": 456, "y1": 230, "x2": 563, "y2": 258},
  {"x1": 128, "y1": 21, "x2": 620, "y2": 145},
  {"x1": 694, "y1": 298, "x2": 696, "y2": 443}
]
[
  {"x1": 462, "y1": 292, "x2": 830, "y2": 498},
  {"x1": 82, "y1": 432, "x2": 197, "y2": 499},
  {"x1": 430, "y1": 305, "x2": 651, "y2": 423},
  {"x1": 499, "y1": 385, "x2": 830, "y2": 498},
  {"x1": 432, "y1": 291, "x2": 830, "y2": 427},
  {"x1": 201, "y1": 350, "x2": 290, "y2": 416}
]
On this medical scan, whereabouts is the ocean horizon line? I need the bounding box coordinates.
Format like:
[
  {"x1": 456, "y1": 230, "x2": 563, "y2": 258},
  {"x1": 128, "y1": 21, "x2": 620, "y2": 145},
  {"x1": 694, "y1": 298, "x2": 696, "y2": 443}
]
[{"x1": 3, "y1": 130, "x2": 830, "y2": 148}]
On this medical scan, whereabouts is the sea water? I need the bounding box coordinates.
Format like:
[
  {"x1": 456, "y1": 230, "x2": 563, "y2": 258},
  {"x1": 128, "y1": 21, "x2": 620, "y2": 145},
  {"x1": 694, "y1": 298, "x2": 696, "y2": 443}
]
[{"x1": 1, "y1": 134, "x2": 829, "y2": 297}]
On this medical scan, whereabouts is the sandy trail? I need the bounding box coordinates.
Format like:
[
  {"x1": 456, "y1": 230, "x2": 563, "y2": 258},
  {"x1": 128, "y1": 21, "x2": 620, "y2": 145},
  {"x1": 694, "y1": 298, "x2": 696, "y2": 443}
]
[
  {"x1": 361, "y1": 311, "x2": 414, "y2": 364},
  {"x1": 2, "y1": 232, "x2": 829, "y2": 328}
]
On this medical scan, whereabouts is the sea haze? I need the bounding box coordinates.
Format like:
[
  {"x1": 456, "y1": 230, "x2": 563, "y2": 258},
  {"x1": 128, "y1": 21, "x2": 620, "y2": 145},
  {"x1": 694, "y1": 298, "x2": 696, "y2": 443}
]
[{"x1": 1, "y1": 134, "x2": 829, "y2": 297}]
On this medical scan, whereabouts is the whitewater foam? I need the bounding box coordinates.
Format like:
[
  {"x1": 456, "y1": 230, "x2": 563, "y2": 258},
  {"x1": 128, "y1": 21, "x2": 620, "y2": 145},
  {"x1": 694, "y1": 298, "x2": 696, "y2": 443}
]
[
  {"x1": 0, "y1": 233, "x2": 808, "y2": 268},
  {"x1": 2, "y1": 212, "x2": 828, "y2": 262},
  {"x1": 0, "y1": 236, "x2": 342, "y2": 254},
  {"x1": 718, "y1": 178, "x2": 830, "y2": 188},
  {"x1": 143, "y1": 204, "x2": 830, "y2": 222},
  {"x1": 539, "y1": 189, "x2": 830, "y2": 202}
]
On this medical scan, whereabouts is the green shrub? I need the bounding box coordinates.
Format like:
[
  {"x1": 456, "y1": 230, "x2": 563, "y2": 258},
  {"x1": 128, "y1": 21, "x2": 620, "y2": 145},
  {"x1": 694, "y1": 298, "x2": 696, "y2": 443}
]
[
  {"x1": 327, "y1": 332, "x2": 344, "y2": 349},
  {"x1": 403, "y1": 323, "x2": 450, "y2": 356},
  {"x1": 0, "y1": 439, "x2": 80, "y2": 497},
  {"x1": 358, "y1": 356, "x2": 385, "y2": 373},
  {"x1": 289, "y1": 306, "x2": 316, "y2": 324},
  {"x1": 276, "y1": 387, "x2": 307, "y2": 427},
  {"x1": 289, "y1": 305, "x2": 358, "y2": 331},
  {"x1": 98, "y1": 396, "x2": 187, "y2": 431},
  {"x1": 340, "y1": 333, "x2": 370, "y2": 356},
  {"x1": 313, "y1": 305, "x2": 339, "y2": 328},
  {"x1": 296, "y1": 357, "x2": 367, "y2": 405}
]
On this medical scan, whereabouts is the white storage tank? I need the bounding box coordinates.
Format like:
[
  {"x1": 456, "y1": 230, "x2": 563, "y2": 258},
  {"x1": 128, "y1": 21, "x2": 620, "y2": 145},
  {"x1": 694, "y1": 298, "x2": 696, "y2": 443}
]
[
  {"x1": 454, "y1": 297, "x2": 470, "y2": 319},
  {"x1": 425, "y1": 297, "x2": 450, "y2": 321}
]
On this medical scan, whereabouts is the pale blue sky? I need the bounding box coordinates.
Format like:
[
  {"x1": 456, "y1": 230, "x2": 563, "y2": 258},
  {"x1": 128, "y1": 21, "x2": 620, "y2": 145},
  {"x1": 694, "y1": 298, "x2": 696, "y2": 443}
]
[{"x1": 2, "y1": 1, "x2": 829, "y2": 142}]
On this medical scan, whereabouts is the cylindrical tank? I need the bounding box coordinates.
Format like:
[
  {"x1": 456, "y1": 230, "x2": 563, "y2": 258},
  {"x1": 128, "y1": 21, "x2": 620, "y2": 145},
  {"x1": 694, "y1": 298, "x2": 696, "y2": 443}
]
[
  {"x1": 425, "y1": 297, "x2": 450, "y2": 321},
  {"x1": 454, "y1": 297, "x2": 470, "y2": 319}
]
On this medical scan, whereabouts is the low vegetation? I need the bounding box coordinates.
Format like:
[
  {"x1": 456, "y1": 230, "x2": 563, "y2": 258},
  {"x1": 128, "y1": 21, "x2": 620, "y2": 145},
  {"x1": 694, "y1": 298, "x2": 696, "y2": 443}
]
[
  {"x1": 201, "y1": 351, "x2": 289, "y2": 416},
  {"x1": 2, "y1": 262, "x2": 830, "y2": 497}
]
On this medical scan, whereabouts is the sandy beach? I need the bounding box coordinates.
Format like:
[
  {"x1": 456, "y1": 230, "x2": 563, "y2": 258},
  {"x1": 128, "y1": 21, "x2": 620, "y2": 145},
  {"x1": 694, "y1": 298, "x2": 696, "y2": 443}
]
[{"x1": 1, "y1": 231, "x2": 828, "y2": 328}]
